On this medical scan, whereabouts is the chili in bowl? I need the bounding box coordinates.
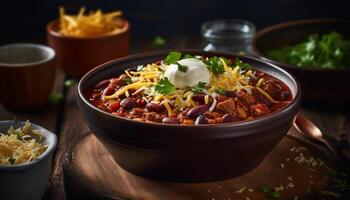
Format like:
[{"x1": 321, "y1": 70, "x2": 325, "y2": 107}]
[{"x1": 78, "y1": 50, "x2": 301, "y2": 182}]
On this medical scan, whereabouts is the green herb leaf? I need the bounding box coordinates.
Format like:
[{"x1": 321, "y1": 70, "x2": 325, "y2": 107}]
[
  {"x1": 268, "y1": 191, "x2": 281, "y2": 198},
  {"x1": 214, "y1": 88, "x2": 226, "y2": 95},
  {"x1": 177, "y1": 62, "x2": 188, "y2": 72},
  {"x1": 124, "y1": 77, "x2": 133, "y2": 84},
  {"x1": 191, "y1": 82, "x2": 207, "y2": 93},
  {"x1": 259, "y1": 186, "x2": 272, "y2": 194},
  {"x1": 64, "y1": 79, "x2": 75, "y2": 88},
  {"x1": 49, "y1": 92, "x2": 63, "y2": 104},
  {"x1": 205, "y1": 56, "x2": 225, "y2": 76},
  {"x1": 155, "y1": 77, "x2": 175, "y2": 95},
  {"x1": 153, "y1": 35, "x2": 166, "y2": 47},
  {"x1": 267, "y1": 31, "x2": 350, "y2": 69},
  {"x1": 9, "y1": 157, "x2": 15, "y2": 164},
  {"x1": 235, "y1": 58, "x2": 251, "y2": 70},
  {"x1": 259, "y1": 186, "x2": 281, "y2": 199},
  {"x1": 164, "y1": 51, "x2": 182, "y2": 64}
]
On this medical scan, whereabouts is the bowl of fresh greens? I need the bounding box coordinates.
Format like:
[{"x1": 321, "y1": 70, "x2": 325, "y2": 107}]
[{"x1": 252, "y1": 19, "x2": 350, "y2": 104}]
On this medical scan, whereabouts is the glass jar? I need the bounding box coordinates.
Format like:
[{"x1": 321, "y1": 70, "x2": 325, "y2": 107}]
[{"x1": 201, "y1": 19, "x2": 256, "y2": 54}]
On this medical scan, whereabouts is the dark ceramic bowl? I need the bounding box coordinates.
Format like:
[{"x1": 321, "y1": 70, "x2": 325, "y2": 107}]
[
  {"x1": 252, "y1": 19, "x2": 350, "y2": 104},
  {"x1": 78, "y1": 50, "x2": 301, "y2": 182}
]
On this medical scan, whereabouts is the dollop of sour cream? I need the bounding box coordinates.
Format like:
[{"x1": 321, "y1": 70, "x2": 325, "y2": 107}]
[{"x1": 164, "y1": 58, "x2": 210, "y2": 88}]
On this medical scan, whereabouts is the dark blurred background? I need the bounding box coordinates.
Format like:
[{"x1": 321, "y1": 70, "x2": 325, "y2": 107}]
[{"x1": 0, "y1": 0, "x2": 349, "y2": 45}]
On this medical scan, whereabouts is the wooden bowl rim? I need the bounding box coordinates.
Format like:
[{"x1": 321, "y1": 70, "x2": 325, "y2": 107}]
[{"x1": 46, "y1": 18, "x2": 130, "y2": 40}]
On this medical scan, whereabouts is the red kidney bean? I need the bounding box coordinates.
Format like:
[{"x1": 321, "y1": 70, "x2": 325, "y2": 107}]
[
  {"x1": 187, "y1": 105, "x2": 208, "y2": 118},
  {"x1": 94, "y1": 79, "x2": 110, "y2": 89},
  {"x1": 120, "y1": 98, "x2": 137, "y2": 110},
  {"x1": 225, "y1": 90, "x2": 236, "y2": 98},
  {"x1": 222, "y1": 113, "x2": 237, "y2": 123},
  {"x1": 191, "y1": 94, "x2": 205, "y2": 103},
  {"x1": 108, "y1": 101, "x2": 120, "y2": 111},
  {"x1": 279, "y1": 91, "x2": 291, "y2": 101},
  {"x1": 136, "y1": 98, "x2": 146, "y2": 107},
  {"x1": 102, "y1": 86, "x2": 115, "y2": 96},
  {"x1": 162, "y1": 117, "x2": 180, "y2": 124},
  {"x1": 146, "y1": 103, "x2": 160, "y2": 112},
  {"x1": 195, "y1": 115, "x2": 208, "y2": 125}
]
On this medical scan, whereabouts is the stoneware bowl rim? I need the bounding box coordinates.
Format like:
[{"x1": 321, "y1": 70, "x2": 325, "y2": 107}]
[
  {"x1": 0, "y1": 120, "x2": 57, "y2": 170},
  {"x1": 47, "y1": 18, "x2": 130, "y2": 40},
  {"x1": 78, "y1": 50, "x2": 301, "y2": 135},
  {"x1": 0, "y1": 43, "x2": 55, "y2": 68},
  {"x1": 252, "y1": 18, "x2": 350, "y2": 72}
]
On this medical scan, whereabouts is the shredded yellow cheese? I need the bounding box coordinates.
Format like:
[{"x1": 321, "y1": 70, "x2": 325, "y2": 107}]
[
  {"x1": 102, "y1": 57, "x2": 278, "y2": 116},
  {"x1": 256, "y1": 87, "x2": 278, "y2": 103},
  {"x1": 0, "y1": 121, "x2": 47, "y2": 165}
]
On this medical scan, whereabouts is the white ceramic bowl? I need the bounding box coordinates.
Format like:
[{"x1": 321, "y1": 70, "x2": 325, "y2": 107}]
[{"x1": 0, "y1": 120, "x2": 57, "y2": 200}]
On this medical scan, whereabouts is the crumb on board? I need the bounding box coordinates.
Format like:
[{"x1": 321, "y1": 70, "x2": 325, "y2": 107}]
[
  {"x1": 208, "y1": 189, "x2": 211, "y2": 193},
  {"x1": 248, "y1": 188, "x2": 254, "y2": 192},
  {"x1": 286, "y1": 182, "x2": 295, "y2": 188},
  {"x1": 287, "y1": 176, "x2": 293, "y2": 181},
  {"x1": 281, "y1": 163, "x2": 285, "y2": 168},
  {"x1": 235, "y1": 187, "x2": 246, "y2": 193},
  {"x1": 274, "y1": 185, "x2": 284, "y2": 192}
]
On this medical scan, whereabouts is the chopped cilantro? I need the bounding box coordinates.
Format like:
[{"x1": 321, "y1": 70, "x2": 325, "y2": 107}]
[
  {"x1": 235, "y1": 57, "x2": 251, "y2": 70},
  {"x1": 259, "y1": 186, "x2": 281, "y2": 199},
  {"x1": 191, "y1": 82, "x2": 207, "y2": 93},
  {"x1": 164, "y1": 51, "x2": 182, "y2": 64},
  {"x1": 9, "y1": 157, "x2": 15, "y2": 164},
  {"x1": 64, "y1": 79, "x2": 75, "y2": 88},
  {"x1": 49, "y1": 92, "x2": 63, "y2": 104},
  {"x1": 214, "y1": 88, "x2": 226, "y2": 95},
  {"x1": 153, "y1": 35, "x2": 166, "y2": 47},
  {"x1": 267, "y1": 31, "x2": 350, "y2": 69},
  {"x1": 155, "y1": 77, "x2": 175, "y2": 95},
  {"x1": 124, "y1": 77, "x2": 133, "y2": 84},
  {"x1": 177, "y1": 62, "x2": 188, "y2": 72},
  {"x1": 205, "y1": 56, "x2": 225, "y2": 76}
]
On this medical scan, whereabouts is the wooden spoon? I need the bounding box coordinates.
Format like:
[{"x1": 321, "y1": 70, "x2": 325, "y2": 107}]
[{"x1": 294, "y1": 113, "x2": 349, "y2": 172}]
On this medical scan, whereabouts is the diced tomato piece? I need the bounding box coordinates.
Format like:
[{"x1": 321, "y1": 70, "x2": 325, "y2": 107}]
[{"x1": 109, "y1": 101, "x2": 120, "y2": 111}]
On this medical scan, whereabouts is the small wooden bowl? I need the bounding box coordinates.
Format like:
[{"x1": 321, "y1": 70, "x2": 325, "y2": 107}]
[
  {"x1": 0, "y1": 43, "x2": 56, "y2": 110},
  {"x1": 252, "y1": 19, "x2": 350, "y2": 104},
  {"x1": 47, "y1": 19, "x2": 130, "y2": 78}
]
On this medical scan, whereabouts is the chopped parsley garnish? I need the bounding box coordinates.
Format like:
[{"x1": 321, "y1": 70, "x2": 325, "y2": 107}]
[
  {"x1": 164, "y1": 51, "x2": 182, "y2": 64},
  {"x1": 205, "y1": 56, "x2": 225, "y2": 76},
  {"x1": 259, "y1": 186, "x2": 281, "y2": 199},
  {"x1": 155, "y1": 77, "x2": 175, "y2": 95},
  {"x1": 153, "y1": 35, "x2": 166, "y2": 47},
  {"x1": 49, "y1": 92, "x2": 63, "y2": 104},
  {"x1": 191, "y1": 82, "x2": 207, "y2": 93},
  {"x1": 214, "y1": 88, "x2": 226, "y2": 95},
  {"x1": 235, "y1": 57, "x2": 251, "y2": 70},
  {"x1": 267, "y1": 31, "x2": 350, "y2": 69},
  {"x1": 124, "y1": 77, "x2": 133, "y2": 84},
  {"x1": 177, "y1": 62, "x2": 188, "y2": 72},
  {"x1": 64, "y1": 79, "x2": 75, "y2": 88},
  {"x1": 9, "y1": 157, "x2": 15, "y2": 164}
]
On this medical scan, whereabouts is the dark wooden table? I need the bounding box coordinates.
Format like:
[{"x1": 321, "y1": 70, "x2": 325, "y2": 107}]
[{"x1": 1, "y1": 37, "x2": 349, "y2": 200}]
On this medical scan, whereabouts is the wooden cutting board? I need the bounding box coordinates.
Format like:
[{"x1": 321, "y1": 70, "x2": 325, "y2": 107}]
[{"x1": 63, "y1": 128, "x2": 344, "y2": 200}]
